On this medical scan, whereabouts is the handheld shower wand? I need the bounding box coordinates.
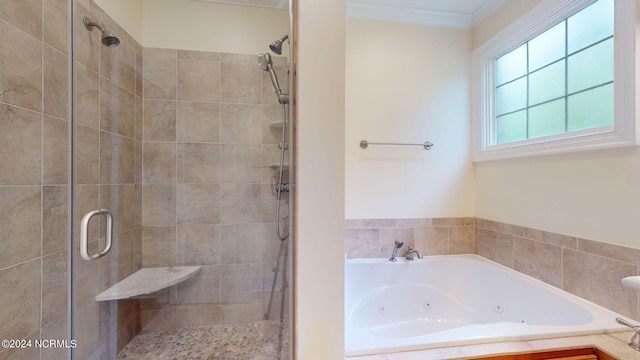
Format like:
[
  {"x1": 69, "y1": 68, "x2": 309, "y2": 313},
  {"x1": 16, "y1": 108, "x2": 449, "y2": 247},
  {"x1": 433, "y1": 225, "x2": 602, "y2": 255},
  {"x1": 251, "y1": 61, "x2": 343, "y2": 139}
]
[{"x1": 258, "y1": 53, "x2": 289, "y2": 105}]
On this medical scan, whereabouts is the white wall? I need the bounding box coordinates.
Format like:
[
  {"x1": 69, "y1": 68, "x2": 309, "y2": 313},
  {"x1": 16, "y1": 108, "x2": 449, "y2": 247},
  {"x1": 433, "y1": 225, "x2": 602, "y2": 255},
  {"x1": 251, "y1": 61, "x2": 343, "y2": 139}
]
[
  {"x1": 345, "y1": 19, "x2": 474, "y2": 219},
  {"x1": 95, "y1": 0, "x2": 289, "y2": 55},
  {"x1": 473, "y1": 0, "x2": 640, "y2": 250},
  {"x1": 142, "y1": 0, "x2": 289, "y2": 54},
  {"x1": 94, "y1": 0, "x2": 144, "y2": 42},
  {"x1": 295, "y1": 0, "x2": 346, "y2": 358}
]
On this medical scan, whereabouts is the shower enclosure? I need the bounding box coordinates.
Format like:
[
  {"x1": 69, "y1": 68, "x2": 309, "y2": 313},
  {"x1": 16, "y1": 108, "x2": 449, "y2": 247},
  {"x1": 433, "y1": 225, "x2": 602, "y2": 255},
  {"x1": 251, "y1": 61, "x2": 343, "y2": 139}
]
[{"x1": 0, "y1": 0, "x2": 293, "y2": 359}]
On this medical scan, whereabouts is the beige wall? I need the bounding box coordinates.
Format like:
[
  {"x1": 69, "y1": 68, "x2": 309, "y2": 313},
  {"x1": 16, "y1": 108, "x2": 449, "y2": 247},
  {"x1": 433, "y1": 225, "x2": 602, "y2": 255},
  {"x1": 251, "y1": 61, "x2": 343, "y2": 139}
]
[
  {"x1": 94, "y1": 0, "x2": 289, "y2": 55},
  {"x1": 94, "y1": 0, "x2": 144, "y2": 41},
  {"x1": 473, "y1": 0, "x2": 640, "y2": 250},
  {"x1": 345, "y1": 19, "x2": 474, "y2": 219},
  {"x1": 295, "y1": 0, "x2": 346, "y2": 358}
]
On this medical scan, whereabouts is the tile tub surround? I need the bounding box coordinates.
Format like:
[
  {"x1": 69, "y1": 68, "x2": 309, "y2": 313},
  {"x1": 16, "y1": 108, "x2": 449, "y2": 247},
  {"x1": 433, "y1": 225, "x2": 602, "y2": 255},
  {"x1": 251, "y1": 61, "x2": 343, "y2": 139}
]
[
  {"x1": 346, "y1": 217, "x2": 640, "y2": 322},
  {"x1": 345, "y1": 218, "x2": 476, "y2": 259}
]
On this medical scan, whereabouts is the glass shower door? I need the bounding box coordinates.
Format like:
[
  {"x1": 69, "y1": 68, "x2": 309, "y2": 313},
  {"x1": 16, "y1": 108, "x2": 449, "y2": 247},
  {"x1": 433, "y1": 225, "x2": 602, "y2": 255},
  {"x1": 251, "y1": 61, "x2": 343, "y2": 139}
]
[{"x1": 71, "y1": 0, "x2": 292, "y2": 359}]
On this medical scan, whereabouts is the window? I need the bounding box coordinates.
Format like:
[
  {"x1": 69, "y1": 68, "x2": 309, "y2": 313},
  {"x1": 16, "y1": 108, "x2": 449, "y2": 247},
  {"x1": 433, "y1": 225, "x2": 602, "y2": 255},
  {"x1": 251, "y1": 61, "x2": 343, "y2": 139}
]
[{"x1": 472, "y1": 0, "x2": 636, "y2": 161}]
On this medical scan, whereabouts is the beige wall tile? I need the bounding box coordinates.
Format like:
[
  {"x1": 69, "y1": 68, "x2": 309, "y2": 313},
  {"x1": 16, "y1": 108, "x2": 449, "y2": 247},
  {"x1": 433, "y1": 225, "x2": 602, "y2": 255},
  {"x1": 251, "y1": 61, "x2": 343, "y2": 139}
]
[
  {"x1": 261, "y1": 104, "x2": 284, "y2": 145},
  {"x1": 176, "y1": 101, "x2": 220, "y2": 143},
  {"x1": 140, "y1": 307, "x2": 176, "y2": 333},
  {"x1": 220, "y1": 224, "x2": 261, "y2": 265},
  {"x1": 41, "y1": 317, "x2": 69, "y2": 360},
  {"x1": 177, "y1": 200, "x2": 220, "y2": 225},
  {"x1": 449, "y1": 226, "x2": 476, "y2": 254},
  {"x1": 143, "y1": 100, "x2": 176, "y2": 141},
  {"x1": 221, "y1": 104, "x2": 261, "y2": 144},
  {"x1": 135, "y1": 52, "x2": 143, "y2": 99},
  {"x1": 345, "y1": 228, "x2": 380, "y2": 259},
  {"x1": 414, "y1": 227, "x2": 448, "y2": 256},
  {"x1": 75, "y1": 125, "x2": 100, "y2": 184},
  {"x1": 75, "y1": 64, "x2": 100, "y2": 129},
  {"x1": 261, "y1": 63, "x2": 289, "y2": 105},
  {"x1": 100, "y1": 79, "x2": 135, "y2": 138},
  {"x1": 578, "y1": 238, "x2": 640, "y2": 266},
  {"x1": 220, "y1": 183, "x2": 261, "y2": 224},
  {"x1": 220, "y1": 264, "x2": 261, "y2": 303},
  {"x1": 219, "y1": 302, "x2": 262, "y2": 324},
  {"x1": 477, "y1": 228, "x2": 514, "y2": 268},
  {"x1": 44, "y1": 0, "x2": 68, "y2": 54},
  {"x1": 0, "y1": 186, "x2": 41, "y2": 268},
  {"x1": 178, "y1": 50, "x2": 220, "y2": 61},
  {"x1": 513, "y1": 237, "x2": 562, "y2": 288},
  {"x1": 177, "y1": 143, "x2": 221, "y2": 183},
  {"x1": 75, "y1": 6, "x2": 100, "y2": 72},
  {"x1": 43, "y1": 186, "x2": 68, "y2": 256},
  {"x1": 0, "y1": 104, "x2": 41, "y2": 185},
  {"x1": 0, "y1": 259, "x2": 41, "y2": 340},
  {"x1": 142, "y1": 141, "x2": 176, "y2": 184},
  {"x1": 482, "y1": 219, "x2": 524, "y2": 237},
  {"x1": 141, "y1": 226, "x2": 176, "y2": 267},
  {"x1": 177, "y1": 224, "x2": 221, "y2": 266},
  {"x1": 396, "y1": 218, "x2": 433, "y2": 227},
  {"x1": 43, "y1": 116, "x2": 69, "y2": 185},
  {"x1": 363, "y1": 219, "x2": 398, "y2": 228},
  {"x1": 101, "y1": 41, "x2": 136, "y2": 93},
  {"x1": 42, "y1": 251, "x2": 68, "y2": 326},
  {"x1": 143, "y1": 48, "x2": 177, "y2": 100},
  {"x1": 260, "y1": 183, "x2": 289, "y2": 223},
  {"x1": 44, "y1": 46, "x2": 69, "y2": 119},
  {"x1": 221, "y1": 144, "x2": 262, "y2": 183},
  {"x1": 175, "y1": 265, "x2": 221, "y2": 304},
  {"x1": 221, "y1": 63, "x2": 262, "y2": 104},
  {"x1": 100, "y1": 131, "x2": 135, "y2": 185},
  {"x1": 0, "y1": 0, "x2": 42, "y2": 39},
  {"x1": 142, "y1": 184, "x2": 176, "y2": 226},
  {"x1": 101, "y1": 185, "x2": 135, "y2": 234},
  {"x1": 177, "y1": 59, "x2": 221, "y2": 102},
  {"x1": 135, "y1": 95, "x2": 143, "y2": 140},
  {"x1": 563, "y1": 249, "x2": 637, "y2": 319},
  {"x1": 380, "y1": 228, "x2": 414, "y2": 258},
  {"x1": 174, "y1": 304, "x2": 220, "y2": 328}
]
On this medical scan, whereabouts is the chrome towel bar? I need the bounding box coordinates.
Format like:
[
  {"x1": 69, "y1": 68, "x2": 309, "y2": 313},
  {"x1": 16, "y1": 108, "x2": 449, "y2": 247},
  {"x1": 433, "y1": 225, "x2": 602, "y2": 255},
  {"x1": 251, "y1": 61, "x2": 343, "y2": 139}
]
[{"x1": 360, "y1": 140, "x2": 434, "y2": 150}]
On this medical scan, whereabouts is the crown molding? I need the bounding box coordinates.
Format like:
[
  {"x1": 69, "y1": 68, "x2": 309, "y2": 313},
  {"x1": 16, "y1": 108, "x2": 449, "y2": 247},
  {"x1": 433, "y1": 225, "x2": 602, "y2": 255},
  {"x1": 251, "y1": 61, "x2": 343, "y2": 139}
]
[{"x1": 346, "y1": 0, "x2": 505, "y2": 29}]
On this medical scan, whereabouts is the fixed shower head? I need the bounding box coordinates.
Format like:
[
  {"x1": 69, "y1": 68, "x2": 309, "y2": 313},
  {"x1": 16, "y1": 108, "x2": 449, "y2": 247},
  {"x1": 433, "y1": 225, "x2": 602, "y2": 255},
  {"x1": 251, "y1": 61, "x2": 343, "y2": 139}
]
[
  {"x1": 83, "y1": 17, "x2": 120, "y2": 47},
  {"x1": 269, "y1": 34, "x2": 288, "y2": 55}
]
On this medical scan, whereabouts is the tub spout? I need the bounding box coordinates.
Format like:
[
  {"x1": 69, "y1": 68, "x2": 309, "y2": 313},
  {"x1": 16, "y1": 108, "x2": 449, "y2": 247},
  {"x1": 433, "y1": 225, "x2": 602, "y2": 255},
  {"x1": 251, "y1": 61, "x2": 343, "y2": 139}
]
[
  {"x1": 404, "y1": 247, "x2": 423, "y2": 261},
  {"x1": 388, "y1": 240, "x2": 404, "y2": 262}
]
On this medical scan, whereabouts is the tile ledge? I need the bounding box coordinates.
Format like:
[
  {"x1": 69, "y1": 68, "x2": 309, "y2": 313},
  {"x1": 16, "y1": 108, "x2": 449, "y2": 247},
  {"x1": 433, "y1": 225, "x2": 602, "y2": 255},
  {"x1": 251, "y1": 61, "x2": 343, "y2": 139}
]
[{"x1": 345, "y1": 331, "x2": 636, "y2": 360}]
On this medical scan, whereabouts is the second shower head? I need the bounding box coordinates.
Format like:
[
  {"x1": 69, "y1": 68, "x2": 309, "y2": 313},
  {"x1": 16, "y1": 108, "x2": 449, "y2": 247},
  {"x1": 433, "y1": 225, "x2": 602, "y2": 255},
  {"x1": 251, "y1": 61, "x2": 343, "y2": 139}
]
[
  {"x1": 269, "y1": 35, "x2": 288, "y2": 55},
  {"x1": 83, "y1": 17, "x2": 120, "y2": 47}
]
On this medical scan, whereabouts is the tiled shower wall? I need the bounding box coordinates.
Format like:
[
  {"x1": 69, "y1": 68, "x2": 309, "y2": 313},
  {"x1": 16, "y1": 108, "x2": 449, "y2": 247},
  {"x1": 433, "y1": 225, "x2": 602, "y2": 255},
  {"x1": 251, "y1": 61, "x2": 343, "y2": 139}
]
[
  {"x1": 0, "y1": 0, "x2": 144, "y2": 358},
  {"x1": 0, "y1": 0, "x2": 71, "y2": 359},
  {"x1": 140, "y1": 49, "x2": 290, "y2": 330},
  {"x1": 73, "y1": 1, "x2": 143, "y2": 358},
  {"x1": 346, "y1": 217, "x2": 640, "y2": 322}
]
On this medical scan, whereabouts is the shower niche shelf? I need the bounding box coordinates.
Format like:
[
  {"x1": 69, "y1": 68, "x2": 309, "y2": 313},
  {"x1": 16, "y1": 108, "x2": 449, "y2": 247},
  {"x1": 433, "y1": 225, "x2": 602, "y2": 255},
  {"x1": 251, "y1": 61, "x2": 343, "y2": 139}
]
[
  {"x1": 269, "y1": 163, "x2": 289, "y2": 170},
  {"x1": 269, "y1": 121, "x2": 285, "y2": 129},
  {"x1": 95, "y1": 266, "x2": 202, "y2": 302}
]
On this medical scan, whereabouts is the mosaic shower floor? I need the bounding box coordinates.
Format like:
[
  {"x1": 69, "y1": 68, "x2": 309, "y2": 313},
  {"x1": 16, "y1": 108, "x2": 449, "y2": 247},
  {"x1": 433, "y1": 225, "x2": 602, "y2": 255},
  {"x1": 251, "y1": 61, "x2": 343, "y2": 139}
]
[{"x1": 117, "y1": 320, "x2": 288, "y2": 360}]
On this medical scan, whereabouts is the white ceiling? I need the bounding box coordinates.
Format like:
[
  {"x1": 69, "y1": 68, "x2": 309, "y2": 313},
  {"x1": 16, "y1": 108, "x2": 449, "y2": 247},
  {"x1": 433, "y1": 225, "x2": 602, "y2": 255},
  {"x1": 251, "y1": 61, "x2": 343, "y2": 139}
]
[{"x1": 197, "y1": 0, "x2": 506, "y2": 28}]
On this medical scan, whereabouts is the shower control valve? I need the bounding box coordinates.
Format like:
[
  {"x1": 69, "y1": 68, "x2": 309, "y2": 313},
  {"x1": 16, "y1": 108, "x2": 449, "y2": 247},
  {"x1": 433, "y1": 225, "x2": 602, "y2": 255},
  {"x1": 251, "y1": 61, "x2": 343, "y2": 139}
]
[{"x1": 275, "y1": 183, "x2": 289, "y2": 193}]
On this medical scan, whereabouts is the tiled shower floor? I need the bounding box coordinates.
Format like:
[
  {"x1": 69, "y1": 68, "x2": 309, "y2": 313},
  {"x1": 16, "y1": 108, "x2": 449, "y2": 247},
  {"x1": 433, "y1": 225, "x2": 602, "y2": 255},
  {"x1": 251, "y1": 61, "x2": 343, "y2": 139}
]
[{"x1": 117, "y1": 320, "x2": 288, "y2": 360}]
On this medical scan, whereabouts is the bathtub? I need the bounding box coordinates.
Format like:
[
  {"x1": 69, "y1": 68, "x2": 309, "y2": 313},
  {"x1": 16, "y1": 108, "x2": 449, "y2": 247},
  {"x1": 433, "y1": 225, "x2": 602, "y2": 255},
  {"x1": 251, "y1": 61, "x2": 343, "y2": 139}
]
[{"x1": 345, "y1": 254, "x2": 627, "y2": 356}]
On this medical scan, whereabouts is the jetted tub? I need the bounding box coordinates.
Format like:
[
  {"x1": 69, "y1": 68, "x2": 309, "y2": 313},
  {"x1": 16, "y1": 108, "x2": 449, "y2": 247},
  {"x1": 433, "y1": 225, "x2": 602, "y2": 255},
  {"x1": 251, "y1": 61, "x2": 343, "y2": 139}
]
[{"x1": 345, "y1": 254, "x2": 627, "y2": 356}]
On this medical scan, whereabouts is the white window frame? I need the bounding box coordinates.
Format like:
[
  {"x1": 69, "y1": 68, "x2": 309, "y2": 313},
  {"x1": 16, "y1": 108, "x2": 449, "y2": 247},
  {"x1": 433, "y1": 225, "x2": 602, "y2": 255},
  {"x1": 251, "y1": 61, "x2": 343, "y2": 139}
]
[{"x1": 472, "y1": 0, "x2": 637, "y2": 162}]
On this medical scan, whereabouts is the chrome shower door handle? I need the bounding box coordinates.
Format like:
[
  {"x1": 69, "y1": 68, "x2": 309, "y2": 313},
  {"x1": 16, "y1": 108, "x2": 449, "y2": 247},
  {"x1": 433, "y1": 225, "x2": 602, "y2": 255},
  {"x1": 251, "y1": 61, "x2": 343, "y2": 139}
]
[{"x1": 80, "y1": 209, "x2": 113, "y2": 261}]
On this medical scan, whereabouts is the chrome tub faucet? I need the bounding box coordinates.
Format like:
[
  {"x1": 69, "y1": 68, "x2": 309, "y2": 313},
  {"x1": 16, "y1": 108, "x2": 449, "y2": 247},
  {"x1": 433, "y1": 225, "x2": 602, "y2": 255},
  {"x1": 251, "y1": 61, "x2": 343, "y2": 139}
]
[
  {"x1": 405, "y1": 247, "x2": 423, "y2": 261},
  {"x1": 388, "y1": 240, "x2": 403, "y2": 262}
]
